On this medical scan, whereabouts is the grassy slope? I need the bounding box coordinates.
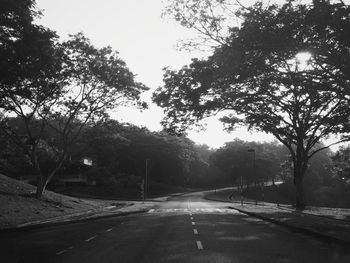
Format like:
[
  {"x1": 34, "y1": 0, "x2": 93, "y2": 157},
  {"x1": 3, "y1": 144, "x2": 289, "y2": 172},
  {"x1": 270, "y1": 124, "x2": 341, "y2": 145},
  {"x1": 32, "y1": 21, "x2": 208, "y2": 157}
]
[
  {"x1": 0, "y1": 174, "x2": 123, "y2": 229},
  {"x1": 242, "y1": 182, "x2": 350, "y2": 208}
]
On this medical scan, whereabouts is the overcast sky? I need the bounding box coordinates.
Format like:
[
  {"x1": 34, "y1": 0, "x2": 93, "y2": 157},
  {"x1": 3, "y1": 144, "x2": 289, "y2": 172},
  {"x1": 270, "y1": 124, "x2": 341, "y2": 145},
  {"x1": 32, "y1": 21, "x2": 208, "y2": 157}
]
[{"x1": 34, "y1": 0, "x2": 291, "y2": 148}]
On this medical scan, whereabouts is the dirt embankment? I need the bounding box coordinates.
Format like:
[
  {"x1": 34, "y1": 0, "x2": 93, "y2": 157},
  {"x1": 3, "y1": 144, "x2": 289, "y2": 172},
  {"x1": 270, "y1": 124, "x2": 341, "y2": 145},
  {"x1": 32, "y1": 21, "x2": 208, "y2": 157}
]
[{"x1": 0, "y1": 174, "x2": 124, "y2": 229}]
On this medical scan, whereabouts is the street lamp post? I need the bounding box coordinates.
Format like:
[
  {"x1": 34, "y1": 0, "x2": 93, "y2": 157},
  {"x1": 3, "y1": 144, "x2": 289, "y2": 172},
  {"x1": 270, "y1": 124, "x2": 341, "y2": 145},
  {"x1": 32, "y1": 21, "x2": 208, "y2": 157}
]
[
  {"x1": 240, "y1": 174, "x2": 243, "y2": 206},
  {"x1": 247, "y1": 148, "x2": 257, "y2": 205},
  {"x1": 145, "y1": 158, "x2": 150, "y2": 199}
]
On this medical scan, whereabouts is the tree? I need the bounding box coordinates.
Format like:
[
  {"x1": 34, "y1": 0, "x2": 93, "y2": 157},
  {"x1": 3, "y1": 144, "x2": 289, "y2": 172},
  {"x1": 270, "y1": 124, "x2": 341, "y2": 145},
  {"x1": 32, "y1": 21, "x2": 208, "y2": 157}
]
[
  {"x1": 0, "y1": 32, "x2": 148, "y2": 198},
  {"x1": 331, "y1": 146, "x2": 350, "y2": 185},
  {"x1": 78, "y1": 120, "x2": 130, "y2": 172},
  {"x1": 162, "y1": 0, "x2": 243, "y2": 50},
  {"x1": 0, "y1": 0, "x2": 59, "y2": 101},
  {"x1": 76, "y1": 119, "x2": 200, "y2": 190},
  {"x1": 194, "y1": 144, "x2": 213, "y2": 163},
  {"x1": 210, "y1": 140, "x2": 285, "y2": 188},
  {"x1": 154, "y1": 1, "x2": 350, "y2": 208},
  {"x1": 124, "y1": 127, "x2": 197, "y2": 186}
]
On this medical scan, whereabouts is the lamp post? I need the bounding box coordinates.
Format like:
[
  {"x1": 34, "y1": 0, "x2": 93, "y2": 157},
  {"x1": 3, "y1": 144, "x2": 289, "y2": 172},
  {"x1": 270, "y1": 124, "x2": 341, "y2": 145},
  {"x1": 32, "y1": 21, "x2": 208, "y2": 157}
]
[
  {"x1": 240, "y1": 173, "x2": 243, "y2": 206},
  {"x1": 145, "y1": 158, "x2": 150, "y2": 199},
  {"x1": 247, "y1": 148, "x2": 257, "y2": 205}
]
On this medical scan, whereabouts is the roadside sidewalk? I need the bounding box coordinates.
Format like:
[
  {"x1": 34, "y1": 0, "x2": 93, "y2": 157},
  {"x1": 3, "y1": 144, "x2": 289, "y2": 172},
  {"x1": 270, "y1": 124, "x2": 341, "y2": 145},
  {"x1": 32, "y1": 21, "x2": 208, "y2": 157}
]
[{"x1": 206, "y1": 189, "x2": 350, "y2": 246}]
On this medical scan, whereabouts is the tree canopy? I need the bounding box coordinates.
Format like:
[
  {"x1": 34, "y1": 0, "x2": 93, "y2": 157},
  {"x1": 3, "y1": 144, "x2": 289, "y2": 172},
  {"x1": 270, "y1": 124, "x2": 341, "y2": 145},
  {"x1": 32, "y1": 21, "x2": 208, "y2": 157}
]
[
  {"x1": 210, "y1": 140, "x2": 286, "y2": 187},
  {"x1": 0, "y1": 0, "x2": 60, "y2": 100},
  {"x1": 154, "y1": 0, "x2": 350, "y2": 208}
]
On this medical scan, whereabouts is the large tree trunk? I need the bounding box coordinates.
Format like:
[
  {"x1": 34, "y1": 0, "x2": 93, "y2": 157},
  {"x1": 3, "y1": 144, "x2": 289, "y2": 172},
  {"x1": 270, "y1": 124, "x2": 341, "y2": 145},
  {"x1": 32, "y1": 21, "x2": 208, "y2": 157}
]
[
  {"x1": 293, "y1": 157, "x2": 308, "y2": 210},
  {"x1": 294, "y1": 175, "x2": 305, "y2": 209}
]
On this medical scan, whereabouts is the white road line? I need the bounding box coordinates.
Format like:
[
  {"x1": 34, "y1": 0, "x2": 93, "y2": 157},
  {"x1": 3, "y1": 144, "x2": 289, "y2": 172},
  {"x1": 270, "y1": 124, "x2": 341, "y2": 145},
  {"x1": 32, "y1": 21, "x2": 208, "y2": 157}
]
[
  {"x1": 56, "y1": 245, "x2": 74, "y2": 255},
  {"x1": 85, "y1": 235, "x2": 97, "y2": 242},
  {"x1": 105, "y1": 228, "x2": 113, "y2": 232},
  {"x1": 193, "y1": 229, "x2": 198, "y2": 235},
  {"x1": 56, "y1": 249, "x2": 68, "y2": 255},
  {"x1": 190, "y1": 217, "x2": 194, "y2": 220},
  {"x1": 196, "y1": 241, "x2": 203, "y2": 250},
  {"x1": 191, "y1": 222, "x2": 196, "y2": 225}
]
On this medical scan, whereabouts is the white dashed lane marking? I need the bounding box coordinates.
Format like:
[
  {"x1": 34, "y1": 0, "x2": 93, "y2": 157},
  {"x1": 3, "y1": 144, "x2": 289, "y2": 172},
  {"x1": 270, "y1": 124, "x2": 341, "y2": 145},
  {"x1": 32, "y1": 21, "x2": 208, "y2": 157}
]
[
  {"x1": 105, "y1": 228, "x2": 113, "y2": 232},
  {"x1": 56, "y1": 249, "x2": 68, "y2": 255},
  {"x1": 56, "y1": 246, "x2": 73, "y2": 255},
  {"x1": 191, "y1": 222, "x2": 196, "y2": 225},
  {"x1": 85, "y1": 235, "x2": 97, "y2": 242},
  {"x1": 193, "y1": 229, "x2": 198, "y2": 235},
  {"x1": 196, "y1": 241, "x2": 204, "y2": 250}
]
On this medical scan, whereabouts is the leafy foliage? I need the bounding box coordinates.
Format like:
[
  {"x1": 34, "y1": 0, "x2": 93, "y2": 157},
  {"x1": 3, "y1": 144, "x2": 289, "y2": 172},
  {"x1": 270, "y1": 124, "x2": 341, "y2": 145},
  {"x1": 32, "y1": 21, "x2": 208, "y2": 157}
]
[
  {"x1": 80, "y1": 120, "x2": 199, "y2": 187},
  {"x1": 0, "y1": 0, "x2": 61, "y2": 102},
  {"x1": 210, "y1": 140, "x2": 287, "y2": 187},
  {"x1": 331, "y1": 146, "x2": 350, "y2": 185},
  {"x1": 154, "y1": 0, "x2": 350, "y2": 208}
]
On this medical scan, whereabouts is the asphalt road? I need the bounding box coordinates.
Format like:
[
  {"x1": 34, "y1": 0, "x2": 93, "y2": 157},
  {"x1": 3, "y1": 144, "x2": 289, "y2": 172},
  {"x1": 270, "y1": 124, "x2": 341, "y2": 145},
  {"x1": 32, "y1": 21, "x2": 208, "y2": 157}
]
[{"x1": 1, "y1": 191, "x2": 350, "y2": 263}]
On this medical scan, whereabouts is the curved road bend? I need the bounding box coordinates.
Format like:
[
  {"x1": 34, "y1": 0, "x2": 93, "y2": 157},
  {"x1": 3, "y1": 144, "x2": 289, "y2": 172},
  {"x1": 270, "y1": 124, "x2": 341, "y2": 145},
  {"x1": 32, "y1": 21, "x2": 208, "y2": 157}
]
[{"x1": 1, "y1": 191, "x2": 349, "y2": 263}]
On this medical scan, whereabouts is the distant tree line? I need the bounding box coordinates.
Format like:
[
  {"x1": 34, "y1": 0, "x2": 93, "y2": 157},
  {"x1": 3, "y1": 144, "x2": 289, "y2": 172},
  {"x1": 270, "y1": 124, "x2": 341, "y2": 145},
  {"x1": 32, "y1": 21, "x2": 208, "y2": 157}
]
[
  {"x1": 1, "y1": 114, "x2": 349, "y2": 203},
  {"x1": 0, "y1": 118, "x2": 217, "y2": 196}
]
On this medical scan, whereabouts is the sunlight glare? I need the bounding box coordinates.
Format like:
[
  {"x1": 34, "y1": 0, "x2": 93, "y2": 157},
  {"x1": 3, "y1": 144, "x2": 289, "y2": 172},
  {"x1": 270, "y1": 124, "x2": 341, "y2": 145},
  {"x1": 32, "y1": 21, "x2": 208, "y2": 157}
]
[{"x1": 295, "y1": 51, "x2": 312, "y2": 64}]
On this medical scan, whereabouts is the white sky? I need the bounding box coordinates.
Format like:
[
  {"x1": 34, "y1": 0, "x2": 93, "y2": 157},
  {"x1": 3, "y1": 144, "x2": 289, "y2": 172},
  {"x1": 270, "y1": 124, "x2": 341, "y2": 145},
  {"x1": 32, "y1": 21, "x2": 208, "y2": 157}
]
[{"x1": 34, "y1": 0, "x2": 313, "y2": 148}]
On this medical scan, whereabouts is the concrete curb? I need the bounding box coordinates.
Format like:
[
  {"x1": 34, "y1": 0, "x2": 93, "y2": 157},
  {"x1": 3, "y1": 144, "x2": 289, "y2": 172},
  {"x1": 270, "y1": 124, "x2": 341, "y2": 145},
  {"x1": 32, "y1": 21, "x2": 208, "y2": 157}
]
[
  {"x1": 228, "y1": 206, "x2": 350, "y2": 247},
  {"x1": 0, "y1": 208, "x2": 150, "y2": 233},
  {"x1": 205, "y1": 195, "x2": 350, "y2": 247},
  {"x1": 0, "y1": 191, "x2": 191, "y2": 233}
]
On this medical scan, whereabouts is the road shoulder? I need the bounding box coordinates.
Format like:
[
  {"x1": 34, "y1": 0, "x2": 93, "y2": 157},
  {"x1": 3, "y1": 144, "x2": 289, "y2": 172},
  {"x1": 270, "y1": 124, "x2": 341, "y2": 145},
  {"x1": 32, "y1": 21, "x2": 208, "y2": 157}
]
[{"x1": 205, "y1": 189, "x2": 350, "y2": 246}]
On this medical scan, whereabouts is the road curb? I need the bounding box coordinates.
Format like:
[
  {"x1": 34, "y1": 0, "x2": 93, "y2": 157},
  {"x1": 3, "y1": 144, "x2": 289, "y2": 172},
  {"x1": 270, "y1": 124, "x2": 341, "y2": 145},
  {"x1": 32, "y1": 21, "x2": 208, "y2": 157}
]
[
  {"x1": 0, "y1": 192, "x2": 190, "y2": 233},
  {"x1": 205, "y1": 194, "x2": 350, "y2": 247},
  {"x1": 166, "y1": 191, "x2": 189, "y2": 200},
  {"x1": 228, "y1": 206, "x2": 350, "y2": 247},
  {"x1": 0, "y1": 208, "x2": 150, "y2": 233}
]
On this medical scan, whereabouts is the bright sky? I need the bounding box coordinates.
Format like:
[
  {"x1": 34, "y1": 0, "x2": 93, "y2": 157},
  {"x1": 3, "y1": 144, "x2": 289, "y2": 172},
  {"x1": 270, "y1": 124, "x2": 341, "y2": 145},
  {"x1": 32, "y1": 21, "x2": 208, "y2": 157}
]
[{"x1": 34, "y1": 0, "x2": 295, "y2": 148}]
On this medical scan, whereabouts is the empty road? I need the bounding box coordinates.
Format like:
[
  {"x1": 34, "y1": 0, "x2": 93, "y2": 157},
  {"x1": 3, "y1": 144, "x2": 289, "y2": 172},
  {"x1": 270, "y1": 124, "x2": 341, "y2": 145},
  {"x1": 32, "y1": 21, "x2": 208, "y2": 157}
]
[{"x1": 1, "y1": 191, "x2": 349, "y2": 263}]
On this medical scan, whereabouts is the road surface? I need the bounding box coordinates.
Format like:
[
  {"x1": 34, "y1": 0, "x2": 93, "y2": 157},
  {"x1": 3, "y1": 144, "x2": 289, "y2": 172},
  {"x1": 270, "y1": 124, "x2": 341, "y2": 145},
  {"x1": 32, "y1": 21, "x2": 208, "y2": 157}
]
[{"x1": 1, "y1": 191, "x2": 349, "y2": 263}]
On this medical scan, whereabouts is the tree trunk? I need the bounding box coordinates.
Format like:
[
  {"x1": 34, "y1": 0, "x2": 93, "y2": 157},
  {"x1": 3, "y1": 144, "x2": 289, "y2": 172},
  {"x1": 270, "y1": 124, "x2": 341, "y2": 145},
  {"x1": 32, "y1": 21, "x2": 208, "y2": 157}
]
[
  {"x1": 34, "y1": 151, "x2": 66, "y2": 198},
  {"x1": 294, "y1": 176, "x2": 305, "y2": 210},
  {"x1": 293, "y1": 158, "x2": 308, "y2": 210},
  {"x1": 36, "y1": 177, "x2": 50, "y2": 198},
  {"x1": 31, "y1": 152, "x2": 46, "y2": 199},
  {"x1": 36, "y1": 174, "x2": 45, "y2": 198}
]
